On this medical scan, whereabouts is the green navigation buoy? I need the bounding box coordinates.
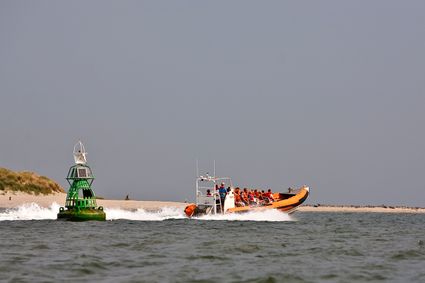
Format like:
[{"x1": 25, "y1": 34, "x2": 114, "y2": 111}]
[{"x1": 57, "y1": 141, "x2": 106, "y2": 221}]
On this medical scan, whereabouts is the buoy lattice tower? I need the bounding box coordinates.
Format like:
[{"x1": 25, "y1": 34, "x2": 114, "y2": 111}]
[
  {"x1": 66, "y1": 141, "x2": 96, "y2": 208},
  {"x1": 57, "y1": 141, "x2": 106, "y2": 221}
]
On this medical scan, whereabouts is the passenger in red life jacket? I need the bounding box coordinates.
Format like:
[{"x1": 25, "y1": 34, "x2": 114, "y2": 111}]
[
  {"x1": 206, "y1": 189, "x2": 212, "y2": 196},
  {"x1": 248, "y1": 190, "x2": 258, "y2": 205},
  {"x1": 254, "y1": 189, "x2": 260, "y2": 199},
  {"x1": 241, "y1": 188, "x2": 249, "y2": 205},
  {"x1": 234, "y1": 188, "x2": 245, "y2": 207},
  {"x1": 265, "y1": 189, "x2": 275, "y2": 202}
]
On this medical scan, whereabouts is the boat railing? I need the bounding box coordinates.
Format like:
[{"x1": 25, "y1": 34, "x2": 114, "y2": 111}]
[
  {"x1": 197, "y1": 186, "x2": 215, "y2": 192},
  {"x1": 195, "y1": 175, "x2": 232, "y2": 214},
  {"x1": 288, "y1": 186, "x2": 307, "y2": 194},
  {"x1": 197, "y1": 195, "x2": 216, "y2": 206}
]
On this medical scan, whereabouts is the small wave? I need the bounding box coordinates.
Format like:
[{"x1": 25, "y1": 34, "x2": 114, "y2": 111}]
[
  {"x1": 0, "y1": 203, "x2": 60, "y2": 221},
  {"x1": 391, "y1": 249, "x2": 425, "y2": 260}
]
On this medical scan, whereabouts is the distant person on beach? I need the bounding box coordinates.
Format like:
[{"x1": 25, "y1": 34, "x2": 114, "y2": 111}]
[{"x1": 125, "y1": 195, "x2": 130, "y2": 200}]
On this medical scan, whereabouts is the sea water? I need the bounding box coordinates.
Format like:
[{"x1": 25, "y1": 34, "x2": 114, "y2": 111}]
[{"x1": 0, "y1": 204, "x2": 424, "y2": 282}]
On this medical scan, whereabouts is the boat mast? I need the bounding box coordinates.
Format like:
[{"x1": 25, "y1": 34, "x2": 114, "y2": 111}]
[{"x1": 196, "y1": 159, "x2": 199, "y2": 177}]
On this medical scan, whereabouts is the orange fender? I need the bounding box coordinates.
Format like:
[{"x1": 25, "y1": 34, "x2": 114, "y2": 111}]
[{"x1": 184, "y1": 204, "x2": 197, "y2": 218}]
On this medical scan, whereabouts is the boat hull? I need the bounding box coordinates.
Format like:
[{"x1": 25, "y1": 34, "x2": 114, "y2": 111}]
[
  {"x1": 185, "y1": 187, "x2": 310, "y2": 217},
  {"x1": 57, "y1": 208, "x2": 106, "y2": 221}
]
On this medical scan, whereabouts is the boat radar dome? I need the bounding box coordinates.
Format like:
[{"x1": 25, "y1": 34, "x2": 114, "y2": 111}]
[{"x1": 57, "y1": 141, "x2": 106, "y2": 221}]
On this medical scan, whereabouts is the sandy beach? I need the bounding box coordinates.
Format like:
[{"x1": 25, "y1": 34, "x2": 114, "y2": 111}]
[
  {"x1": 0, "y1": 191, "x2": 187, "y2": 211},
  {"x1": 298, "y1": 205, "x2": 425, "y2": 214},
  {"x1": 1, "y1": 191, "x2": 424, "y2": 213}
]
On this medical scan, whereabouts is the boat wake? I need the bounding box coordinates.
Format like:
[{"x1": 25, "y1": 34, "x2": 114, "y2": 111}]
[
  {"x1": 194, "y1": 209, "x2": 294, "y2": 222},
  {"x1": 105, "y1": 207, "x2": 186, "y2": 221},
  {"x1": 106, "y1": 207, "x2": 294, "y2": 222},
  {"x1": 0, "y1": 203, "x2": 294, "y2": 222},
  {"x1": 0, "y1": 203, "x2": 186, "y2": 221}
]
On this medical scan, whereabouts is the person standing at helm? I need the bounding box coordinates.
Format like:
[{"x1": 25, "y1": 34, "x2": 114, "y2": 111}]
[{"x1": 218, "y1": 182, "x2": 227, "y2": 207}]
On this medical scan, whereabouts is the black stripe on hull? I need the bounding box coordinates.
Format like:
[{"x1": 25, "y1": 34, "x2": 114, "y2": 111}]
[{"x1": 276, "y1": 190, "x2": 309, "y2": 211}]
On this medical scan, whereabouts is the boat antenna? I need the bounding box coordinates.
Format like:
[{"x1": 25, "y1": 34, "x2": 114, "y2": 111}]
[
  {"x1": 196, "y1": 159, "x2": 199, "y2": 177},
  {"x1": 213, "y1": 160, "x2": 216, "y2": 178}
]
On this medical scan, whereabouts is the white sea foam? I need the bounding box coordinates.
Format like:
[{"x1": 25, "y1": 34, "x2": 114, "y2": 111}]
[
  {"x1": 0, "y1": 203, "x2": 293, "y2": 222},
  {"x1": 0, "y1": 204, "x2": 186, "y2": 221},
  {"x1": 0, "y1": 202, "x2": 60, "y2": 221},
  {"x1": 194, "y1": 209, "x2": 294, "y2": 222},
  {"x1": 104, "y1": 207, "x2": 293, "y2": 221},
  {"x1": 104, "y1": 207, "x2": 186, "y2": 221}
]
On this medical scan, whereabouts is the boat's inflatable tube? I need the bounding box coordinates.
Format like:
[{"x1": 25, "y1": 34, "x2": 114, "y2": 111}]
[{"x1": 227, "y1": 186, "x2": 310, "y2": 213}]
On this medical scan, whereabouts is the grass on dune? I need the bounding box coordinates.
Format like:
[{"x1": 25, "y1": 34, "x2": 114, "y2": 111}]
[{"x1": 0, "y1": 167, "x2": 65, "y2": 195}]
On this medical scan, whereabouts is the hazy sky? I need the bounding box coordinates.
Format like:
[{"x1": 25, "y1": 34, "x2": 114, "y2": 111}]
[{"x1": 1, "y1": 1, "x2": 424, "y2": 206}]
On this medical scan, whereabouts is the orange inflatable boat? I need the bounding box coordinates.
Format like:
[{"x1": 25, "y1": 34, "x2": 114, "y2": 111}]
[{"x1": 184, "y1": 174, "x2": 310, "y2": 217}]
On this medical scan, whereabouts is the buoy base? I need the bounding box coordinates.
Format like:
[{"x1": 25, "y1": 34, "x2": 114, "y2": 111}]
[{"x1": 57, "y1": 208, "x2": 106, "y2": 221}]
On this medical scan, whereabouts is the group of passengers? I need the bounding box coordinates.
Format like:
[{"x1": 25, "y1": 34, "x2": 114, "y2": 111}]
[
  {"x1": 233, "y1": 187, "x2": 275, "y2": 207},
  {"x1": 206, "y1": 183, "x2": 276, "y2": 207}
]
